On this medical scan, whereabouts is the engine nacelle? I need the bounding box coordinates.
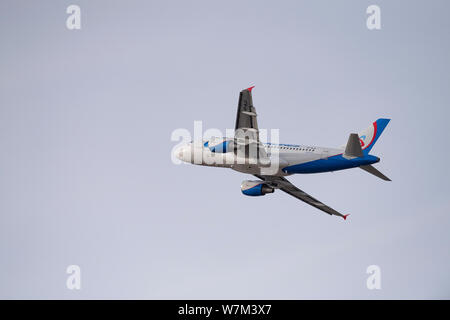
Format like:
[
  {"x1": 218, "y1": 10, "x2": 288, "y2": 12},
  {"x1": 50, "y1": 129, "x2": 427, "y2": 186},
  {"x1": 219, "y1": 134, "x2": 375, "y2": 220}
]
[
  {"x1": 241, "y1": 180, "x2": 274, "y2": 196},
  {"x1": 204, "y1": 137, "x2": 234, "y2": 153}
]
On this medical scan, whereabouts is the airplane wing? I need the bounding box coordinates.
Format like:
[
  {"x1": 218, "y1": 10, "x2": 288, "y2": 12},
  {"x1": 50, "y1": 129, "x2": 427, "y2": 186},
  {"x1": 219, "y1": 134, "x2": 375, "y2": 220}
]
[
  {"x1": 235, "y1": 87, "x2": 268, "y2": 161},
  {"x1": 254, "y1": 174, "x2": 349, "y2": 220},
  {"x1": 235, "y1": 86, "x2": 259, "y2": 142}
]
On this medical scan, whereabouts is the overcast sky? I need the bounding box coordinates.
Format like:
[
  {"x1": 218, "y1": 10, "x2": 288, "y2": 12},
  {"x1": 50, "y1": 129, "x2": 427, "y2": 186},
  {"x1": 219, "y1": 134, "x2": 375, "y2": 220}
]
[{"x1": 1, "y1": 0, "x2": 449, "y2": 299}]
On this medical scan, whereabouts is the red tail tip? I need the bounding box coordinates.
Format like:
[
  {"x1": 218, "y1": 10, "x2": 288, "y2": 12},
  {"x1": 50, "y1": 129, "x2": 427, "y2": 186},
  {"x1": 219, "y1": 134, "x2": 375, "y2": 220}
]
[
  {"x1": 343, "y1": 214, "x2": 350, "y2": 220},
  {"x1": 246, "y1": 86, "x2": 255, "y2": 92}
]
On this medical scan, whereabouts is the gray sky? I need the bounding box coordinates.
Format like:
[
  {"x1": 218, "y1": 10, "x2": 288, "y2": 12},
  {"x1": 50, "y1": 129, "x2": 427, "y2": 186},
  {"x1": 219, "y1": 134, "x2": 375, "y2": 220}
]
[{"x1": 1, "y1": 0, "x2": 449, "y2": 299}]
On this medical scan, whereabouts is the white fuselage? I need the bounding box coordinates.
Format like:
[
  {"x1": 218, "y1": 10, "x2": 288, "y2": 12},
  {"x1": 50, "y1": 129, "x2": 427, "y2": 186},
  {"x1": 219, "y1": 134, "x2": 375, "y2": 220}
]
[{"x1": 175, "y1": 141, "x2": 344, "y2": 176}]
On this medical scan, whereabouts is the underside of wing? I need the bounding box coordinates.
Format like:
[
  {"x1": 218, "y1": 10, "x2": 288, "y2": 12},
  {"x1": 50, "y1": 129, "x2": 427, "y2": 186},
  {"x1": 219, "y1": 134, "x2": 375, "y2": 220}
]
[
  {"x1": 235, "y1": 86, "x2": 258, "y2": 138},
  {"x1": 254, "y1": 175, "x2": 349, "y2": 220},
  {"x1": 234, "y1": 87, "x2": 268, "y2": 162}
]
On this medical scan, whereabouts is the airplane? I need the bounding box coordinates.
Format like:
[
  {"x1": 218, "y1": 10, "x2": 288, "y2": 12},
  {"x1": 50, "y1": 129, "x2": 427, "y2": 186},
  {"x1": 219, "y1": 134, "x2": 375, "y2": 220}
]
[{"x1": 175, "y1": 86, "x2": 391, "y2": 220}]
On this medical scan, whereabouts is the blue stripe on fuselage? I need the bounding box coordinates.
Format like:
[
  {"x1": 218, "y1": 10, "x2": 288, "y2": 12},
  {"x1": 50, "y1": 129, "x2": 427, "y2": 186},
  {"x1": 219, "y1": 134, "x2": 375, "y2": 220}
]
[{"x1": 282, "y1": 154, "x2": 380, "y2": 174}]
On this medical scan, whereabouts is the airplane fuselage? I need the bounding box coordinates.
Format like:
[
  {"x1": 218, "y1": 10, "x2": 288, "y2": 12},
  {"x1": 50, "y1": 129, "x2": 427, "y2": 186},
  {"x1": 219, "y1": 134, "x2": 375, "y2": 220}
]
[{"x1": 176, "y1": 140, "x2": 380, "y2": 176}]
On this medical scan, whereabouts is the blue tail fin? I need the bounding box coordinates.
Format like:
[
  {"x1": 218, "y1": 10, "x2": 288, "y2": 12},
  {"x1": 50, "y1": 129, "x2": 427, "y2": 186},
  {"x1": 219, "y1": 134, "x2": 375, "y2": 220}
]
[{"x1": 358, "y1": 118, "x2": 390, "y2": 155}]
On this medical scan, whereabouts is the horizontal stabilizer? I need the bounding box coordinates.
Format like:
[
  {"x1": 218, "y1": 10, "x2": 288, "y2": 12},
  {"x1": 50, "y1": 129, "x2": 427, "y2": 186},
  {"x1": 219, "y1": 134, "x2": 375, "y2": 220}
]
[
  {"x1": 360, "y1": 165, "x2": 391, "y2": 181},
  {"x1": 344, "y1": 133, "x2": 363, "y2": 158}
]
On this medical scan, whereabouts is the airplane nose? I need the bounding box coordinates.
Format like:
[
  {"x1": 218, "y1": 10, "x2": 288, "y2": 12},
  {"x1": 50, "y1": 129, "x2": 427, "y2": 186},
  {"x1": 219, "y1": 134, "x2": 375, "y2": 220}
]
[
  {"x1": 175, "y1": 144, "x2": 192, "y2": 162},
  {"x1": 175, "y1": 145, "x2": 185, "y2": 161}
]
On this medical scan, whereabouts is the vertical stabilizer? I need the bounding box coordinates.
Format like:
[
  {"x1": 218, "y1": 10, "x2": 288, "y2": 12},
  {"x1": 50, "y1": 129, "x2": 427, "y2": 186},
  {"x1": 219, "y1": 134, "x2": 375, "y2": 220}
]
[{"x1": 358, "y1": 118, "x2": 390, "y2": 154}]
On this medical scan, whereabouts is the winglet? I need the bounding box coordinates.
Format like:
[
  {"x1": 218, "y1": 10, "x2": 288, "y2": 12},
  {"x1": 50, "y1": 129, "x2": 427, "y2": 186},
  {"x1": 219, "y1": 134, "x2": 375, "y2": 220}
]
[
  {"x1": 246, "y1": 86, "x2": 255, "y2": 92},
  {"x1": 343, "y1": 214, "x2": 350, "y2": 220}
]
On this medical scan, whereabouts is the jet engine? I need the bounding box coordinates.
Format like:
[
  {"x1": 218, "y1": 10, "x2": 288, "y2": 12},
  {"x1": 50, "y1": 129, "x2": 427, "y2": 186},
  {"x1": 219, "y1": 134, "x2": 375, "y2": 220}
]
[
  {"x1": 205, "y1": 137, "x2": 234, "y2": 153},
  {"x1": 241, "y1": 180, "x2": 274, "y2": 196}
]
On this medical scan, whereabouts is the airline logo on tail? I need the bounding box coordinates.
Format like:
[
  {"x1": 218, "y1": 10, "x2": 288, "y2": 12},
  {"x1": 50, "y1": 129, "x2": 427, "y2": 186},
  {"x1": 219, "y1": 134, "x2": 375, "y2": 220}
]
[
  {"x1": 360, "y1": 123, "x2": 377, "y2": 150},
  {"x1": 358, "y1": 118, "x2": 390, "y2": 155},
  {"x1": 359, "y1": 135, "x2": 366, "y2": 147}
]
